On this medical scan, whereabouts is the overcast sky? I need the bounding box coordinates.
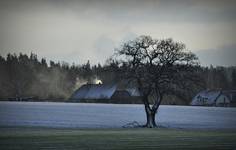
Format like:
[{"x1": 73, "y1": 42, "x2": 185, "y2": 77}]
[{"x1": 0, "y1": 0, "x2": 235, "y2": 66}]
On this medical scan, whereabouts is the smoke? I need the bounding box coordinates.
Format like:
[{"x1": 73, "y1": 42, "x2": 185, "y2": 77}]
[
  {"x1": 74, "y1": 77, "x2": 87, "y2": 90},
  {"x1": 28, "y1": 68, "x2": 103, "y2": 100},
  {"x1": 29, "y1": 68, "x2": 72, "y2": 100},
  {"x1": 74, "y1": 76, "x2": 103, "y2": 89}
]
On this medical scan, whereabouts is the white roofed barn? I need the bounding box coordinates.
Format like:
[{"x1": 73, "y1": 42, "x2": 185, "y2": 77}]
[{"x1": 191, "y1": 90, "x2": 236, "y2": 107}]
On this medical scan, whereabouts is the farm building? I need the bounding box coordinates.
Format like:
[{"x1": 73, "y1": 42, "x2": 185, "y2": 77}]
[
  {"x1": 191, "y1": 90, "x2": 236, "y2": 107},
  {"x1": 70, "y1": 83, "x2": 142, "y2": 104}
]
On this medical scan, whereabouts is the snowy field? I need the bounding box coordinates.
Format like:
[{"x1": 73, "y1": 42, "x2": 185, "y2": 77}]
[{"x1": 0, "y1": 101, "x2": 236, "y2": 129}]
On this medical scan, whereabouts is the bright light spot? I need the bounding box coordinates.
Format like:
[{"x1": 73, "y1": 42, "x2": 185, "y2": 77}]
[{"x1": 95, "y1": 79, "x2": 103, "y2": 84}]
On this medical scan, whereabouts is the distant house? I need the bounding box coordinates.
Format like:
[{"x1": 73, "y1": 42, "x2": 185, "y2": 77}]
[
  {"x1": 70, "y1": 83, "x2": 141, "y2": 104},
  {"x1": 191, "y1": 90, "x2": 236, "y2": 107}
]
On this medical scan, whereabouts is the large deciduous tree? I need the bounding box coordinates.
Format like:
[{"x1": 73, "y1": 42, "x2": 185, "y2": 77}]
[{"x1": 110, "y1": 35, "x2": 200, "y2": 128}]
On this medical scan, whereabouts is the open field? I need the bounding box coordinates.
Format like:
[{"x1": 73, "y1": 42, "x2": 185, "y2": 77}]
[
  {"x1": 0, "y1": 127, "x2": 236, "y2": 150},
  {"x1": 1, "y1": 101, "x2": 236, "y2": 129},
  {"x1": 1, "y1": 101, "x2": 236, "y2": 149}
]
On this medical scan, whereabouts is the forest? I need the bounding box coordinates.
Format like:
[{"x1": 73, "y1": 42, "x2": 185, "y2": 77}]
[{"x1": 0, "y1": 53, "x2": 235, "y2": 104}]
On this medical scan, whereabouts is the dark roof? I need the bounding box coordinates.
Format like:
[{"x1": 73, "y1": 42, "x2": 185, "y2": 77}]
[
  {"x1": 70, "y1": 84, "x2": 117, "y2": 100},
  {"x1": 111, "y1": 90, "x2": 131, "y2": 98}
]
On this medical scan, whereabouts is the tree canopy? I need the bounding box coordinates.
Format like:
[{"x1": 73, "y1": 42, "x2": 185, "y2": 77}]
[{"x1": 109, "y1": 35, "x2": 201, "y2": 127}]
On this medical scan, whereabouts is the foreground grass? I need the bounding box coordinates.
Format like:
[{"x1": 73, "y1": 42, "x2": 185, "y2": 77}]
[{"x1": 0, "y1": 127, "x2": 236, "y2": 150}]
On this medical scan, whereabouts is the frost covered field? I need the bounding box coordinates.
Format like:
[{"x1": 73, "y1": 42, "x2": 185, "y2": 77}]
[{"x1": 0, "y1": 101, "x2": 236, "y2": 129}]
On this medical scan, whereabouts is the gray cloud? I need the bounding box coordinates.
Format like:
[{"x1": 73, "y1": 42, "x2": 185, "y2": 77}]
[
  {"x1": 1, "y1": 0, "x2": 235, "y2": 23},
  {"x1": 196, "y1": 45, "x2": 236, "y2": 67},
  {"x1": 94, "y1": 35, "x2": 115, "y2": 59},
  {"x1": 0, "y1": 0, "x2": 235, "y2": 66}
]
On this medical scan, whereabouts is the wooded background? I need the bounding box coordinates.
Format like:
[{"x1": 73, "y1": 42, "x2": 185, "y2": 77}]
[{"x1": 0, "y1": 53, "x2": 235, "y2": 104}]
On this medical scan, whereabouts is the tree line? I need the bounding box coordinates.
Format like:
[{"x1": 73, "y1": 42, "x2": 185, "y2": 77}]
[
  {"x1": 0, "y1": 52, "x2": 235, "y2": 103},
  {"x1": 0, "y1": 53, "x2": 108, "y2": 101}
]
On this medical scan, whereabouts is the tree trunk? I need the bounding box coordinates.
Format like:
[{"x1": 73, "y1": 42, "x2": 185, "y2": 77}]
[
  {"x1": 145, "y1": 107, "x2": 157, "y2": 128},
  {"x1": 142, "y1": 92, "x2": 162, "y2": 128}
]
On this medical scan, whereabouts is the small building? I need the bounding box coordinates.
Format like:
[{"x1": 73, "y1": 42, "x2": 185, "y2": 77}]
[
  {"x1": 191, "y1": 90, "x2": 236, "y2": 107},
  {"x1": 70, "y1": 83, "x2": 141, "y2": 104}
]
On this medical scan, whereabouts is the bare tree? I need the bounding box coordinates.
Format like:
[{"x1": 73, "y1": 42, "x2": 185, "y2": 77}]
[{"x1": 110, "y1": 35, "x2": 199, "y2": 128}]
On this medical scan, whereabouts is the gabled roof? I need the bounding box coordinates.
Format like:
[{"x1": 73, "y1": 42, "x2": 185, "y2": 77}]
[
  {"x1": 191, "y1": 90, "x2": 222, "y2": 105},
  {"x1": 70, "y1": 84, "x2": 117, "y2": 99},
  {"x1": 191, "y1": 89, "x2": 236, "y2": 105},
  {"x1": 222, "y1": 90, "x2": 236, "y2": 102},
  {"x1": 111, "y1": 90, "x2": 131, "y2": 98}
]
